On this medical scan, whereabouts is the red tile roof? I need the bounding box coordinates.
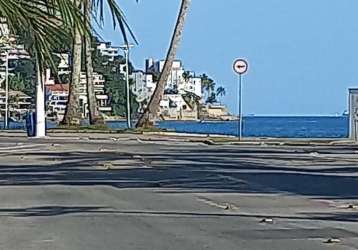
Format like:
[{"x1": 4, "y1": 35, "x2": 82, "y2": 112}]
[{"x1": 46, "y1": 84, "x2": 69, "y2": 92}]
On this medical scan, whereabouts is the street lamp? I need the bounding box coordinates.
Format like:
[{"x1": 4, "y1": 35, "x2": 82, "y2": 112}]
[
  {"x1": 0, "y1": 48, "x2": 10, "y2": 129},
  {"x1": 4, "y1": 50, "x2": 8, "y2": 129},
  {"x1": 119, "y1": 43, "x2": 134, "y2": 129}
]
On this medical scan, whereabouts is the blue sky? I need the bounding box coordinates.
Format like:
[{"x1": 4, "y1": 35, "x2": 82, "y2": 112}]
[{"x1": 100, "y1": 0, "x2": 358, "y2": 115}]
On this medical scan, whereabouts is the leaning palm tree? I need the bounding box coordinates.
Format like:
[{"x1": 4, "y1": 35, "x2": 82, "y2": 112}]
[
  {"x1": 0, "y1": 0, "x2": 85, "y2": 136},
  {"x1": 136, "y1": 0, "x2": 191, "y2": 128}
]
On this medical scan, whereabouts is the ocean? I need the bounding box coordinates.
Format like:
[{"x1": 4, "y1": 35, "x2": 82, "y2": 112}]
[
  {"x1": 1, "y1": 116, "x2": 350, "y2": 138},
  {"x1": 108, "y1": 116, "x2": 349, "y2": 138},
  {"x1": 172, "y1": 116, "x2": 349, "y2": 138}
]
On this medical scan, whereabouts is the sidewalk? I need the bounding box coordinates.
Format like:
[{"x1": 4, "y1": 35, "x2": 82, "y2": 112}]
[{"x1": 0, "y1": 129, "x2": 355, "y2": 146}]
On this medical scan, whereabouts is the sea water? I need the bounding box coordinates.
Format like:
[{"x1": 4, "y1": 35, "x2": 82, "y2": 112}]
[{"x1": 1, "y1": 116, "x2": 349, "y2": 138}]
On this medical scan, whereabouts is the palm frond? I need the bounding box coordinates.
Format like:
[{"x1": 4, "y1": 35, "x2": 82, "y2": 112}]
[
  {"x1": 93, "y1": 0, "x2": 138, "y2": 45},
  {"x1": 0, "y1": 0, "x2": 86, "y2": 69}
]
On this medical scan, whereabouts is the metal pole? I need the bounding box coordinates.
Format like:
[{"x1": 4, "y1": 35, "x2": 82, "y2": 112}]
[
  {"x1": 5, "y1": 51, "x2": 8, "y2": 129},
  {"x1": 125, "y1": 47, "x2": 132, "y2": 129},
  {"x1": 237, "y1": 74, "x2": 240, "y2": 138},
  {"x1": 238, "y1": 73, "x2": 243, "y2": 140}
]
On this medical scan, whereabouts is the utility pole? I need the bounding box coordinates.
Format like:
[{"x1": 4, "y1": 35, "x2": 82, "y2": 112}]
[{"x1": 119, "y1": 44, "x2": 134, "y2": 129}]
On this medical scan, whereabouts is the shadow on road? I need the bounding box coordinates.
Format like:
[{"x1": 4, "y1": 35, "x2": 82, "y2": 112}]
[{"x1": 1, "y1": 146, "x2": 358, "y2": 200}]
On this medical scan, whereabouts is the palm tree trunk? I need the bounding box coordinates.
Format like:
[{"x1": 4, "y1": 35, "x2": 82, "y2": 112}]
[
  {"x1": 196, "y1": 100, "x2": 200, "y2": 120},
  {"x1": 84, "y1": 0, "x2": 101, "y2": 125},
  {"x1": 61, "y1": 0, "x2": 82, "y2": 126},
  {"x1": 136, "y1": 0, "x2": 191, "y2": 128}
]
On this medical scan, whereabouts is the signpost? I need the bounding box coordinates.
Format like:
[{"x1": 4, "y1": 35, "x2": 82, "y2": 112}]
[{"x1": 233, "y1": 59, "x2": 249, "y2": 140}]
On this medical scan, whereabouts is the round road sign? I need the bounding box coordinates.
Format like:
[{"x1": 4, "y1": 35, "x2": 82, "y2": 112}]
[{"x1": 233, "y1": 59, "x2": 249, "y2": 75}]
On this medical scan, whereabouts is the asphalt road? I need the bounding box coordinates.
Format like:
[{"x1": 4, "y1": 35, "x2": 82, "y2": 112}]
[{"x1": 1, "y1": 136, "x2": 358, "y2": 250}]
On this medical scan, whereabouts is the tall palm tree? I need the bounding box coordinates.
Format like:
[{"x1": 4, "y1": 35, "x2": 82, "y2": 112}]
[
  {"x1": 84, "y1": 0, "x2": 99, "y2": 125},
  {"x1": 62, "y1": 0, "x2": 83, "y2": 125},
  {"x1": 0, "y1": 0, "x2": 85, "y2": 136},
  {"x1": 63, "y1": 0, "x2": 137, "y2": 125},
  {"x1": 136, "y1": 0, "x2": 191, "y2": 128}
]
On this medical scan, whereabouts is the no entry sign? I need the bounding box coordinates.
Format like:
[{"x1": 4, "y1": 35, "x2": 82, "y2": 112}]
[{"x1": 233, "y1": 59, "x2": 249, "y2": 75}]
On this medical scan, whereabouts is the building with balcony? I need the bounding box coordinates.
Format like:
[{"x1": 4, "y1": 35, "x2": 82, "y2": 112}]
[
  {"x1": 0, "y1": 88, "x2": 32, "y2": 119},
  {"x1": 46, "y1": 84, "x2": 69, "y2": 121},
  {"x1": 0, "y1": 45, "x2": 30, "y2": 89},
  {"x1": 46, "y1": 72, "x2": 112, "y2": 121},
  {"x1": 97, "y1": 42, "x2": 120, "y2": 62},
  {"x1": 130, "y1": 70, "x2": 156, "y2": 111},
  {"x1": 131, "y1": 58, "x2": 203, "y2": 119}
]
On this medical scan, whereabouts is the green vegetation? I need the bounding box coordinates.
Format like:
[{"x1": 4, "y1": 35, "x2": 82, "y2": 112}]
[
  {"x1": 1, "y1": 0, "x2": 136, "y2": 135},
  {"x1": 200, "y1": 74, "x2": 226, "y2": 104},
  {"x1": 53, "y1": 123, "x2": 167, "y2": 134},
  {"x1": 8, "y1": 59, "x2": 35, "y2": 97},
  {"x1": 91, "y1": 39, "x2": 139, "y2": 117},
  {"x1": 62, "y1": 0, "x2": 137, "y2": 125},
  {"x1": 4, "y1": 34, "x2": 139, "y2": 121}
]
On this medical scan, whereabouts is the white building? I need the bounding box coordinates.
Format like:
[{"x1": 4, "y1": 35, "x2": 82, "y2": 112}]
[
  {"x1": 46, "y1": 84, "x2": 69, "y2": 120},
  {"x1": 159, "y1": 94, "x2": 198, "y2": 120},
  {"x1": 145, "y1": 59, "x2": 202, "y2": 97},
  {"x1": 78, "y1": 72, "x2": 111, "y2": 115},
  {"x1": 96, "y1": 42, "x2": 127, "y2": 75},
  {"x1": 44, "y1": 49, "x2": 112, "y2": 120},
  {"x1": 0, "y1": 17, "x2": 9, "y2": 37},
  {"x1": 56, "y1": 53, "x2": 71, "y2": 75},
  {"x1": 97, "y1": 42, "x2": 120, "y2": 62},
  {"x1": 46, "y1": 71, "x2": 112, "y2": 120},
  {"x1": 0, "y1": 88, "x2": 32, "y2": 119},
  {"x1": 131, "y1": 70, "x2": 156, "y2": 104},
  {"x1": 147, "y1": 59, "x2": 184, "y2": 92},
  {"x1": 181, "y1": 74, "x2": 202, "y2": 98},
  {"x1": 130, "y1": 58, "x2": 204, "y2": 119}
]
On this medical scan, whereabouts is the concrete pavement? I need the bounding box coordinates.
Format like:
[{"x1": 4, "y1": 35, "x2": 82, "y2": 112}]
[{"x1": 0, "y1": 136, "x2": 358, "y2": 249}]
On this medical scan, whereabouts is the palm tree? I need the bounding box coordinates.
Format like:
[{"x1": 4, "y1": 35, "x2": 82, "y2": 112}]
[
  {"x1": 63, "y1": 0, "x2": 137, "y2": 125},
  {"x1": 136, "y1": 0, "x2": 191, "y2": 128},
  {"x1": 182, "y1": 70, "x2": 191, "y2": 82},
  {"x1": 84, "y1": 0, "x2": 99, "y2": 125},
  {"x1": 200, "y1": 73, "x2": 215, "y2": 98},
  {"x1": 216, "y1": 86, "x2": 226, "y2": 97},
  {"x1": 62, "y1": 0, "x2": 82, "y2": 125},
  {"x1": 206, "y1": 92, "x2": 217, "y2": 104},
  {"x1": 0, "y1": 0, "x2": 85, "y2": 136}
]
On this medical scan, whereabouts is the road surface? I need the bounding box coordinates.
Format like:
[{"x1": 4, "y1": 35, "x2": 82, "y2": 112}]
[{"x1": 0, "y1": 135, "x2": 358, "y2": 249}]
